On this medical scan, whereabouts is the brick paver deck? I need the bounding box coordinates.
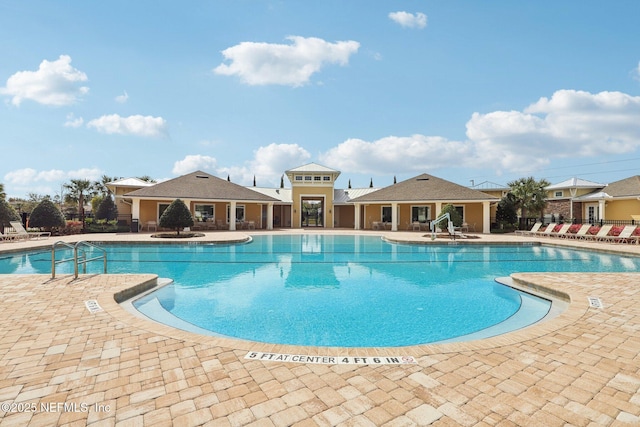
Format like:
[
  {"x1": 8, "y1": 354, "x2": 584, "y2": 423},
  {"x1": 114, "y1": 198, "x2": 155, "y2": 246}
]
[{"x1": 1, "y1": 231, "x2": 639, "y2": 426}]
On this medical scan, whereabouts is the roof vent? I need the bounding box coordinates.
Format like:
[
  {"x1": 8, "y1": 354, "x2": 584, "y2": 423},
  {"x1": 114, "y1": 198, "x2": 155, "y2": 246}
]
[
  {"x1": 416, "y1": 178, "x2": 429, "y2": 181},
  {"x1": 196, "y1": 175, "x2": 209, "y2": 179}
]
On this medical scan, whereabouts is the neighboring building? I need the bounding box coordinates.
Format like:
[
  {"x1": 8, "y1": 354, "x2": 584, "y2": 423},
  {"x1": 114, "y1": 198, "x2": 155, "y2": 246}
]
[
  {"x1": 469, "y1": 181, "x2": 509, "y2": 221},
  {"x1": 105, "y1": 164, "x2": 517, "y2": 233},
  {"x1": 545, "y1": 176, "x2": 640, "y2": 224},
  {"x1": 350, "y1": 173, "x2": 499, "y2": 233},
  {"x1": 544, "y1": 178, "x2": 606, "y2": 222}
]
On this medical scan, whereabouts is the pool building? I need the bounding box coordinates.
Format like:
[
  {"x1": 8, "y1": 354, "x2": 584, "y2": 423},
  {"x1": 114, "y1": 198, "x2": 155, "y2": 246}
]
[{"x1": 108, "y1": 163, "x2": 500, "y2": 233}]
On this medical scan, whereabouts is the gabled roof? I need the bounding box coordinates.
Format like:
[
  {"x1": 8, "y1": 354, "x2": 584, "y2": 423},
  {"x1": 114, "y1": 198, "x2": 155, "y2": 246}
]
[
  {"x1": 599, "y1": 175, "x2": 640, "y2": 197},
  {"x1": 546, "y1": 177, "x2": 606, "y2": 190},
  {"x1": 351, "y1": 173, "x2": 499, "y2": 202},
  {"x1": 125, "y1": 171, "x2": 279, "y2": 202},
  {"x1": 285, "y1": 162, "x2": 340, "y2": 174}
]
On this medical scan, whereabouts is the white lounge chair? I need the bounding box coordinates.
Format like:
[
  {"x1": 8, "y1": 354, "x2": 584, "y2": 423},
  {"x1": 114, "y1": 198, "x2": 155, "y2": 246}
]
[
  {"x1": 516, "y1": 222, "x2": 542, "y2": 236},
  {"x1": 600, "y1": 225, "x2": 637, "y2": 244},
  {"x1": 9, "y1": 221, "x2": 50, "y2": 240},
  {"x1": 548, "y1": 223, "x2": 571, "y2": 238},
  {"x1": 563, "y1": 224, "x2": 591, "y2": 239},
  {"x1": 534, "y1": 223, "x2": 557, "y2": 237},
  {"x1": 584, "y1": 224, "x2": 613, "y2": 242}
]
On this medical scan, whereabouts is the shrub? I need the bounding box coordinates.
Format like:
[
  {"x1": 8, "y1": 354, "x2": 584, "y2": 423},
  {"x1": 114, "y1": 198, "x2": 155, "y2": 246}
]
[
  {"x1": 587, "y1": 226, "x2": 600, "y2": 235},
  {"x1": 568, "y1": 224, "x2": 582, "y2": 234},
  {"x1": 436, "y1": 204, "x2": 463, "y2": 229},
  {"x1": 95, "y1": 196, "x2": 118, "y2": 221},
  {"x1": 159, "y1": 199, "x2": 194, "y2": 235},
  {"x1": 28, "y1": 199, "x2": 66, "y2": 231},
  {"x1": 0, "y1": 198, "x2": 20, "y2": 229}
]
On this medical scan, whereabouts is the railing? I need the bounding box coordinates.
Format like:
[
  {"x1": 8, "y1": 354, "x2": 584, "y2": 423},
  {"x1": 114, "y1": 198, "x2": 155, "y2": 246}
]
[{"x1": 51, "y1": 241, "x2": 107, "y2": 279}]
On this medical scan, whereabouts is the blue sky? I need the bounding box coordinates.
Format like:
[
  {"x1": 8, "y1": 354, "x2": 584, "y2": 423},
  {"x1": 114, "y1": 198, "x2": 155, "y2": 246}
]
[{"x1": 2, "y1": 1, "x2": 640, "y2": 198}]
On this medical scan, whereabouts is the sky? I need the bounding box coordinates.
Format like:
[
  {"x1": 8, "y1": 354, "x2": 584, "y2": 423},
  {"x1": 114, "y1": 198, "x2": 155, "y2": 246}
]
[{"x1": 1, "y1": 0, "x2": 640, "y2": 199}]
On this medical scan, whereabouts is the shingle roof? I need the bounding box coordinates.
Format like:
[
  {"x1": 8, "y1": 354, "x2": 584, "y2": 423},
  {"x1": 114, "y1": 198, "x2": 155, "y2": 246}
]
[
  {"x1": 125, "y1": 171, "x2": 279, "y2": 202},
  {"x1": 351, "y1": 173, "x2": 499, "y2": 202},
  {"x1": 597, "y1": 175, "x2": 640, "y2": 198}
]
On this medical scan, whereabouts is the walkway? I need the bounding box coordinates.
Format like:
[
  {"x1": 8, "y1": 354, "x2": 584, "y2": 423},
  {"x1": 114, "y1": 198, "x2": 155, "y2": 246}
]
[{"x1": 0, "y1": 231, "x2": 639, "y2": 426}]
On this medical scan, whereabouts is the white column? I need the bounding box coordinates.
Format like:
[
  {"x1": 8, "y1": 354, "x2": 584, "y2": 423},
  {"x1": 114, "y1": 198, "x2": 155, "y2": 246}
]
[
  {"x1": 599, "y1": 199, "x2": 606, "y2": 222},
  {"x1": 391, "y1": 202, "x2": 398, "y2": 231},
  {"x1": 482, "y1": 201, "x2": 491, "y2": 234},
  {"x1": 229, "y1": 201, "x2": 237, "y2": 231},
  {"x1": 267, "y1": 203, "x2": 274, "y2": 230},
  {"x1": 354, "y1": 204, "x2": 361, "y2": 230},
  {"x1": 132, "y1": 198, "x2": 140, "y2": 220},
  {"x1": 435, "y1": 202, "x2": 442, "y2": 216}
]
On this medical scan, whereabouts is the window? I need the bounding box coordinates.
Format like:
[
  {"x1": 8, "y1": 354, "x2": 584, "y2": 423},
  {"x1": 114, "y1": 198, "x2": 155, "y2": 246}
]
[
  {"x1": 455, "y1": 206, "x2": 464, "y2": 221},
  {"x1": 158, "y1": 203, "x2": 170, "y2": 220},
  {"x1": 227, "y1": 204, "x2": 245, "y2": 222},
  {"x1": 555, "y1": 191, "x2": 563, "y2": 197},
  {"x1": 323, "y1": 176, "x2": 331, "y2": 181},
  {"x1": 314, "y1": 176, "x2": 321, "y2": 181},
  {"x1": 194, "y1": 204, "x2": 214, "y2": 222},
  {"x1": 411, "y1": 206, "x2": 430, "y2": 223},
  {"x1": 381, "y1": 206, "x2": 392, "y2": 223},
  {"x1": 295, "y1": 175, "x2": 303, "y2": 181},
  {"x1": 304, "y1": 176, "x2": 312, "y2": 181}
]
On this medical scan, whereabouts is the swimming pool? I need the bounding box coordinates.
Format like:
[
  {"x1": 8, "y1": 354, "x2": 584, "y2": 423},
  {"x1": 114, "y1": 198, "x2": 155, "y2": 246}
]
[{"x1": 3, "y1": 235, "x2": 639, "y2": 347}]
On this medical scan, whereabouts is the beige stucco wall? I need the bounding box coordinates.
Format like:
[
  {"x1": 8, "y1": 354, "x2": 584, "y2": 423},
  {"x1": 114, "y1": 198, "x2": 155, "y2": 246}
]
[
  {"x1": 291, "y1": 186, "x2": 334, "y2": 228},
  {"x1": 604, "y1": 199, "x2": 640, "y2": 221}
]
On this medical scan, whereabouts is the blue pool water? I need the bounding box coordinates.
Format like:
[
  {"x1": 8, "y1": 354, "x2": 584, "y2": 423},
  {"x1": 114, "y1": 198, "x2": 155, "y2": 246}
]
[{"x1": 2, "y1": 235, "x2": 639, "y2": 347}]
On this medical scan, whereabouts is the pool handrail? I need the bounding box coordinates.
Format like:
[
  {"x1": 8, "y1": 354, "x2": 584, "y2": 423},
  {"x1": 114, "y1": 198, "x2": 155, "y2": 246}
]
[{"x1": 51, "y1": 241, "x2": 107, "y2": 279}]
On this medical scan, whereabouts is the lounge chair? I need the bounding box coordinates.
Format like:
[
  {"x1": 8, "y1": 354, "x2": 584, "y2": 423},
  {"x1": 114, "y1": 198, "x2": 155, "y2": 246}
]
[
  {"x1": 548, "y1": 223, "x2": 571, "y2": 238},
  {"x1": 600, "y1": 225, "x2": 638, "y2": 244},
  {"x1": 534, "y1": 223, "x2": 557, "y2": 237},
  {"x1": 515, "y1": 222, "x2": 542, "y2": 236},
  {"x1": 9, "y1": 221, "x2": 50, "y2": 240},
  {"x1": 0, "y1": 230, "x2": 18, "y2": 242},
  {"x1": 584, "y1": 224, "x2": 613, "y2": 242},
  {"x1": 563, "y1": 224, "x2": 591, "y2": 239}
]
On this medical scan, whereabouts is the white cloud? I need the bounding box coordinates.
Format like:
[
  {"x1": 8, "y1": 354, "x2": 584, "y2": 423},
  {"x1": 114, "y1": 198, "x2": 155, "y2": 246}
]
[
  {"x1": 389, "y1": 11, "x2": 427, "y2": 29},
  {"x1": 466, "y1": 90, "x2": 640, "y2": 172},
  {"x1": 213, "y1": 36, "x2": 360, "y2": 86},
  {"x1": 86, "y1": 114, "x2": 168, "y2": 138},
  {"x1": 319, "y1": 135, "x2": 471, "y2": 175},
  {"x1": 115, "y1": 90, "x2": 129, "y2": 103},
  {"x1": 4, "y1": 167, "x2": 102, "y2": 187},
  {"x1": 0, "y1": 55, "x2": 89, "y2": 106},
  {"x1": 172, "y1": 155, "x2": 217, "y2": 175},
  {"x1": 218, "y1": 143, "x2": 311, "y2": 185},
  {"x1": 64, "y1": 113, "x2": 84, "y2": 128}
]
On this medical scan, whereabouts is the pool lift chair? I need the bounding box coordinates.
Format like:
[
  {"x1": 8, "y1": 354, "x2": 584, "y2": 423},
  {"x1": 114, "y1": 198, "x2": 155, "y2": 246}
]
[{"x1": 430, "y1": 213, "x2": 467, "y2": 240}]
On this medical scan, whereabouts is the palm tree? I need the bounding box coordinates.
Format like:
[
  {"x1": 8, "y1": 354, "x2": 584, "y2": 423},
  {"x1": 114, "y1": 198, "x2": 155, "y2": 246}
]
[
  {"x1": 94, "y1": 175, "x2": 120, "y2": 196},
  {"x1": 64, "y1": 179, "x2": 93, "y2": 228},
  {"x1": 137, "y1": 175, "x2": 157, "y2": 183},
  {"x1": 508, "y1": 177, "x2": 550, "y2": 228},
  {"x1": 0, "y1": 183, "x2": 5, "y2": 200}
]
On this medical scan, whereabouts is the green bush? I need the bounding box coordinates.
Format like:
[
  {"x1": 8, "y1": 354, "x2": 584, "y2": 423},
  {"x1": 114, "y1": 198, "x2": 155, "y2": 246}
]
[
  {"x1": 0, "y1": 198, "x2": 20, "y2": 229},
  {"x1": 28, "y1": 199, "x2": 66, "y2": 231},
  {"x1": 437, "y1": 204, "x2": 463, "y2": 228},
  {"x1": 159, "y1": 199, "x2": 194, "y2": 235},
  {"x1": 95, "y1": 196, "x2": 118, "y2": 221}
]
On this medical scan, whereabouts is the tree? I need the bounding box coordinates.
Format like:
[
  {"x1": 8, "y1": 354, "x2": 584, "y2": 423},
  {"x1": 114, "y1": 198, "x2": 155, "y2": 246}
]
[
  {"x1": 507, "y1": 177, "x2": 550, "y2": 227},
  {"x1": 0, "y1": 183, "x2": 5, "y2": 200},
  {"x1": 137, "y1": 175, "x2": 157, "y2": 183},
  {"x1": 437, "y1": 204, "x2": 463, "y2": 228},
  {"x1": 496, "y1": 193, "x2": 518, "y2": 227},
  {"x1": 28, "y1": 199, "x2": 66, "y2": 231},
  {"x1": 64, "y1": 179, "x2": 93, "y2": 228},
  {"x1": 159, "y1": 199, "x2": 194, "y2": 235},
  {"x1": 93, "y1": 175, "x2": 120, "y2": 196},
  {"x1": 0, "y1": 198, "x2": 20, "y2": 228},
  {"x1": 95, "y1": 195, "x2": 118, "y2": 221}
]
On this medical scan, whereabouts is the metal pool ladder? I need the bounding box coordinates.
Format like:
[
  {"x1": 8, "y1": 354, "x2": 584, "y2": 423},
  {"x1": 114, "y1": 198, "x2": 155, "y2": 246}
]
[{"x1": 51, "y1": 241, "x2": 107, "y2": 279}]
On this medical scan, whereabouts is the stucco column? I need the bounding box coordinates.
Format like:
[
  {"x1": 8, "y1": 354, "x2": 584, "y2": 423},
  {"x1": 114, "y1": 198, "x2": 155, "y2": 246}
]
[
  {"x1": 435, "y1": 202, "x2": 442, "y2": 216},
  {"x1": 229, "y1": 201, "x2": 237, "y2": 231},
  {"x1": 132, "y1": 198, "x2": 140, "y2": 221},
  {"x1": 599, "y1": 199, "x2": 606, "y2": 222},
  {"x1": 482, "y1": 201, "x2": 491, "y2": 234},
  {"x1": 391, "y1": 202, "x2": 398, "y2": 231},
  {"x1": 266, "y1": 203, "x2": 273, "y2": 230},
  {"x1": 354, "y1": 203, "x2": 361, "y2": 230}
]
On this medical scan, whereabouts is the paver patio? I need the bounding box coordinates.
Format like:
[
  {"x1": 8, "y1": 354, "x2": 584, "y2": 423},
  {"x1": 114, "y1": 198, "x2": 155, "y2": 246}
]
[{"x1": 0, "y1": 231, "x2": 639, "y2": 426}]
